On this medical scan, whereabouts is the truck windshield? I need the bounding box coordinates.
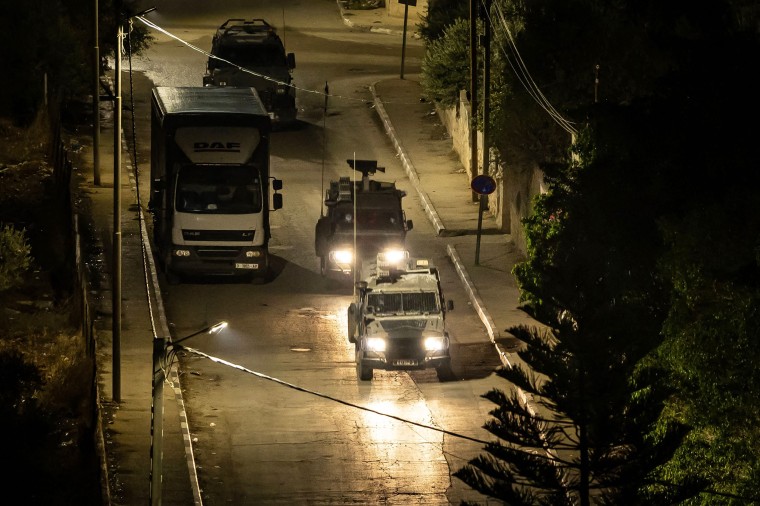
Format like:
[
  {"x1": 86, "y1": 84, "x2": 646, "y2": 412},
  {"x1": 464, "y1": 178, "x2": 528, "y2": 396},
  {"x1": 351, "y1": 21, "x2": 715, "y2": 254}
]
[
  {"x1": 368, "y1": 292, "x2": 439, "y2": 315},
  {"x1": 175, "y1": 165, "x2": 262, "y2": 215},
  {"x1": 215, "y1": 45, "x2": 286, "y2": 68}
]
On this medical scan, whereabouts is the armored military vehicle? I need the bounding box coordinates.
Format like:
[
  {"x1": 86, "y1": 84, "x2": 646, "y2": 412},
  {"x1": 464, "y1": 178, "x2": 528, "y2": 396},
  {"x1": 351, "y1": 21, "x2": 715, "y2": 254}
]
[
  {"x1": 314, "y1": 160, "x2": 413, "y2": 278},
  {"x1": 203, "y1": 18, "x2": 297, "y2": 125}
]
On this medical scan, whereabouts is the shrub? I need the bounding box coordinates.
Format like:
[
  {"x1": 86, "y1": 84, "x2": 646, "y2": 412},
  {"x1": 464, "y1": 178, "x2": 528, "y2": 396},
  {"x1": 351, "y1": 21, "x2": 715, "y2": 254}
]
[{"x1": 0, "y1": 224, "x2": 32, "y2": 291}]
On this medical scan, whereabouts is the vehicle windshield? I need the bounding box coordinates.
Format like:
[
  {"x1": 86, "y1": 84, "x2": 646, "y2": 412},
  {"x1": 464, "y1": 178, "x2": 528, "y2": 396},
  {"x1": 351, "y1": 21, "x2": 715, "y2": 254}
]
[
  {"x1": 367, "y1": 292, "x2": 439, "y2": 315},
  {"x1": 175, "y1": 165, "x2": 262, "y2": 214},
  {"x1": 215, "y1": 44, "x2": 286, "y2": 68},
  {"x1": 334, "y1": 203, "x2": 403, "y2": 231}
]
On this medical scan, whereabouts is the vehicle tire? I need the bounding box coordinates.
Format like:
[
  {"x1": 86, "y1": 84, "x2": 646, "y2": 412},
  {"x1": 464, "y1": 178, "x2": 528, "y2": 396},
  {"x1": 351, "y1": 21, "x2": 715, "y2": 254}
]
[
  {"x1": 435, "y1": 360, "x2": 455, "y2": 382},
  {"x1": 356, "y1": 346, "x2": 372, "y2": 381},
  {"x1": 347, "y1": 304, "x2": 357, "y2": 343}
]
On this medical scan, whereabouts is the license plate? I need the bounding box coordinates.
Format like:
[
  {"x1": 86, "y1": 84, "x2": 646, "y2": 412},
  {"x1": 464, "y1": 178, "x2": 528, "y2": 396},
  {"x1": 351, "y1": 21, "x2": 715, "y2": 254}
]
[
  {"x1": 394, "y1": 359, "x2": 418, "y2": 366},
  {"x1": 235, "y1": 263, "x2": 258, "y2": 269}
]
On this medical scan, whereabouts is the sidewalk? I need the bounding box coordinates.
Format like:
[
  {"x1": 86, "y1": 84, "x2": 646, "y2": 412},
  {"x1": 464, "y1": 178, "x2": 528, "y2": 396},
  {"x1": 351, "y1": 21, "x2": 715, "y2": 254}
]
[{"x1": 76, "y1": 87, "x2": 198, "y2": 504}]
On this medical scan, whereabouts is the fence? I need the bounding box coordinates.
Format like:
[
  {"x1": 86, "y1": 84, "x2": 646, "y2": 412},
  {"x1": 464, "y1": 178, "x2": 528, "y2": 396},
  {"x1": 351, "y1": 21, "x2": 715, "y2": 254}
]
[{"x1": 50, "y1": 121, "x2": 110, "y2": 505}]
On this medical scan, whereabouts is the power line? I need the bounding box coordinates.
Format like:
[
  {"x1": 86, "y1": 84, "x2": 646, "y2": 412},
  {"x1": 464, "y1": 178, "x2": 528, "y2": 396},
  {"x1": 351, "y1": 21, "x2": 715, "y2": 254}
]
[
  {"x1": 135, "y1": 16, "x2": 417, "y2": 106},
  {"x1": 484, "y1": 1, "x2": 578, "y2": 136},
  {"x1": 172, "y1": 344, "x2": 492, "y2": 446}
]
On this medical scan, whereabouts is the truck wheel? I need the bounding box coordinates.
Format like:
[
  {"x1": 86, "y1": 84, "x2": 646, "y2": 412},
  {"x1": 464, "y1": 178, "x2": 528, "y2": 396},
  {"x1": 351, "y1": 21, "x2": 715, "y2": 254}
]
[{"x1": 356, "y1": 347, "x2": 373, "y2": 381}]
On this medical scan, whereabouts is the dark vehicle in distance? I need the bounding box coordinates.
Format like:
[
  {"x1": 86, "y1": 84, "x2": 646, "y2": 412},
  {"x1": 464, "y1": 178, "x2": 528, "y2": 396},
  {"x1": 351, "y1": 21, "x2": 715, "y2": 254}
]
[{"x1": 203, "y1": 18, "x2": 297, "y2": 125}]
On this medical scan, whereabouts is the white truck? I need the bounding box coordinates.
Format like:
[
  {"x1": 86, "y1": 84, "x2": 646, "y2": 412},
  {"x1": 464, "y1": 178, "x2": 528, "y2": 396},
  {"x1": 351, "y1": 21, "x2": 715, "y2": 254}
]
[
  {"x1": 347, "y1": 252, "x2": 454, "y2": 381},
  {"x1": 149, "y1": 86, "x2": 282, "y2": 283}
]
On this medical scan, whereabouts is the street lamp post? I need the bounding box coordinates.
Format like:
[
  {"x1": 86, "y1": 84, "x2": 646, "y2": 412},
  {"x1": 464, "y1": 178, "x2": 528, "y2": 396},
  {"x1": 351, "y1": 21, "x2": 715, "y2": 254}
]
[
  {"x1": 150, "y1": 321, "x2": 227, "y2": 506},
  {"x1": 112, "y1": 17, "x2": 123, "y2": 403},
  {"x1": 93, "y1": 0, "x2": 101, "y2": 186}
]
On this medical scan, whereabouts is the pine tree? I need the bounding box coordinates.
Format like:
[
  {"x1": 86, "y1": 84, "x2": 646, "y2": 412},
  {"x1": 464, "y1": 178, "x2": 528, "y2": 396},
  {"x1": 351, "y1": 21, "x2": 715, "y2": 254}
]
[{"x1": 456, "y1": 114, "x2": 706, "y2": 504}]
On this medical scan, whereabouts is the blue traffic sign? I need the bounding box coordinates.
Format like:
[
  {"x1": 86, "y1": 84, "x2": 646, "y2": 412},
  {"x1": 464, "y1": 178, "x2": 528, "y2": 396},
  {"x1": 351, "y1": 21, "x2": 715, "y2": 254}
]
[{"x1": 471, "y1": 174, "x2": 497, "y2": 195}]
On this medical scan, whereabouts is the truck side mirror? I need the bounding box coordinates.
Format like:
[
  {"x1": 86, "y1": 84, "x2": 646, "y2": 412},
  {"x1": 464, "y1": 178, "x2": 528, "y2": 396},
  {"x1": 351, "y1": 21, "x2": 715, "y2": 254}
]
[
  {"x1": 272, "y1": 193, "x2": 283, "y2": 210},
  {"x1": 287, "y1": 53, "x2": 296, "y2": 69},
  {"x1": 446, "y1": 300, "x2": 454, "y2": 311},
  {"x1": 406, "y1": 219, "x2": 413, "y2": 231},
  {"x1": 272, "y1": 178, "x2": 283, "y2": 191}
]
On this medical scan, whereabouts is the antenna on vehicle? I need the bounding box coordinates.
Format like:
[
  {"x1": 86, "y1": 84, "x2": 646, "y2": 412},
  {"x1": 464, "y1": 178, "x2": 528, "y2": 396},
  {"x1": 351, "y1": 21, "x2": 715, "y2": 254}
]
[
  {"x1": 320, "y1": 82, "x2": 329, "y2": 217},
  {"x1": 352, "y1": 153, "x2": 358, "y2": 296},
  {"x1": 281, "y1": 7, "x2": 286, "y2": 49}
]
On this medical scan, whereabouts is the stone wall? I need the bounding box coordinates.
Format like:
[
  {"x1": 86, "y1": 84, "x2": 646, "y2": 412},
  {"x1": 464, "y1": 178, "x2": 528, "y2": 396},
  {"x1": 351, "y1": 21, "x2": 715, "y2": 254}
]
[{"x1": 436, "y1": 89, "x2": 545, "y2": 255}]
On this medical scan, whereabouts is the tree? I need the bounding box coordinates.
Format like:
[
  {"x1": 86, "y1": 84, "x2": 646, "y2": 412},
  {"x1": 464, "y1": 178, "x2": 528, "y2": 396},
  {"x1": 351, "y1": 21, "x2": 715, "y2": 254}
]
[
  {"x1": 417, "y1": 0, "x2": 469, "y2": 43},
  {"x1": 420, "y1": 18, "x2": 471, "y2": 106},
  {"x1": 649, "y1": 24, "x2": 760, "y2": 504},
  {"x1": 456, "y1": 114, "x2": 706, "y2": 503},
  {"x1": 0, "y1": 224, "x2": 31, "y2": 292},
  {"x1": 0, "y1": 0, "x2": 153, "y2": 124}
]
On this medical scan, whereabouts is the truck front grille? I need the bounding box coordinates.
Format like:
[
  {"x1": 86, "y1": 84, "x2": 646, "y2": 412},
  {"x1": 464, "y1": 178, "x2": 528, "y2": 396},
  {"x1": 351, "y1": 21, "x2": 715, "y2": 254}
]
[
  {"x1": 195, "y1": 247, "x2": 241, "y2": 259},
  {"x1": 182, "y1": 230, "x2": 254, "y2": 242}
]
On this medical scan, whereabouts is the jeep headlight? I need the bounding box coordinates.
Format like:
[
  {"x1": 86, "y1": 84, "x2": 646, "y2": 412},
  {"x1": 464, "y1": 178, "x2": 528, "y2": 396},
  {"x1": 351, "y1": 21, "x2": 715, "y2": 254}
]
[
  {"x1": 366, "y1": 337, "x2": 387, "y2": 352},
  {"x1": 276, "y1": 85, "x2": 288, "y2": 95},
  {"x1": 424, "y1": 336, "x2": 446, "y2": 352},
  {"x1": 331, "y1": 249, "x2": 353, "y2": 264}
]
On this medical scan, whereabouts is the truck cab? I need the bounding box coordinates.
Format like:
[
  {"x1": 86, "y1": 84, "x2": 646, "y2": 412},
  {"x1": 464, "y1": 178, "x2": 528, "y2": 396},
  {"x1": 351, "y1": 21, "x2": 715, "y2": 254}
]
[
  {"x1": 203, "y1": 18, "x2": 297, "y2": 125},
  {"x1": 347, "y1": 252, "x2": 454, "y2": 381}
]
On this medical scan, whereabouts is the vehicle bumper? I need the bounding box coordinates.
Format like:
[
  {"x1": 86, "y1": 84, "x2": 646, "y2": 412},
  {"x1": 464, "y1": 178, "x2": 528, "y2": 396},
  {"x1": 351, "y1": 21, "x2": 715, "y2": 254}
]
[
  {"x1": 358, "y1": 350, "x2": 450, "y2": 371},
  {"x1": 167, "y1": 245, "x2": 269, "y2": 277}
]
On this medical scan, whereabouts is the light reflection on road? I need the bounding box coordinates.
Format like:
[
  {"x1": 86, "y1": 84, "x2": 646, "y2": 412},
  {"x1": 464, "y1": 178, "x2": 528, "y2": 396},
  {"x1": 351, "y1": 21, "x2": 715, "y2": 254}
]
[{"x1": 359, "y1": 397, "x2": 450, "y2": 497}]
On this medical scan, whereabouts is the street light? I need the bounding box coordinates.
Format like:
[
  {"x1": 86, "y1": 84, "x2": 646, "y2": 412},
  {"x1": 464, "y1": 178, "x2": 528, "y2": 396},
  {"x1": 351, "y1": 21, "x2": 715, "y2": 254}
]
[{"x1": 151, "y1": 320, "x2": 227, "y2": 506}]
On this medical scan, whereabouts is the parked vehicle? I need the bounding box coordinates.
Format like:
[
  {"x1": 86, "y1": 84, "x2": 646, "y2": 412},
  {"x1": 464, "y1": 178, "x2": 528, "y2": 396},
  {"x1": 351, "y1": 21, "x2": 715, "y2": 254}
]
[
  {"x1": 315, "y1": 159, "x2": 412, "y2": 279},
  {"x1": 203, "y1": 18, "x2": 297, "y2": 125},
  {"x1": 347, "y1": 252, "x2": 454, "y2": 381},
  {"x1": 149, "y1": 86, "x2": 282, "y2": 283}
]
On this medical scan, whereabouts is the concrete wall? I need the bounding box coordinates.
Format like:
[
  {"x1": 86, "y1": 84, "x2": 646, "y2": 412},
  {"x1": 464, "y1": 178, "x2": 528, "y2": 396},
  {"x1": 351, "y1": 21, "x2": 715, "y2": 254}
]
[{"x1": 436, "y1": 90, "x2": 545, "y2": 255}]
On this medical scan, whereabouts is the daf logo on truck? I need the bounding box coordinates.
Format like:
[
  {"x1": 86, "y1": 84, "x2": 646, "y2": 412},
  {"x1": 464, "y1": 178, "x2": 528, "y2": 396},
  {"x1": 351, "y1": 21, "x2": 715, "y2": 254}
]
[{"x1": 193, "y1": 141, "x2": 242, "y2": 153}]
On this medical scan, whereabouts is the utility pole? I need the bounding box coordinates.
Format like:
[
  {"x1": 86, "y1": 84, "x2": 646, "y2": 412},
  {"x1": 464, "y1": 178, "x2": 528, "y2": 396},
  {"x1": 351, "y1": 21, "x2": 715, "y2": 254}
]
[
  {"x1": 470, "y1": 0, "x2": 479, "y2": 202},
  {"x1": 112, "y1": 14, "x2": 123, "y2": 403},
  {"x1": 399, "y1": 0, "x2": 416, "y2": 79},
  {"x1": 482, "y1": 0, "x2": 491, "y2": 180},
  {"x1": 475, "y1": 0, "x2": 492, "y2": 266},
  {"x1": 93, "y1": 0, "x2": 101, "y2": 186}
]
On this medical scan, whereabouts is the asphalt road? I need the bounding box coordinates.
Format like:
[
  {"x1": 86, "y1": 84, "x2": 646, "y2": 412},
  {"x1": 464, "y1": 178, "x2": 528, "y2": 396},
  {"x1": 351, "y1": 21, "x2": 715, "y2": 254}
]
[{"x1": 126, "y1": 1, "x2": 506, "y2": 503}]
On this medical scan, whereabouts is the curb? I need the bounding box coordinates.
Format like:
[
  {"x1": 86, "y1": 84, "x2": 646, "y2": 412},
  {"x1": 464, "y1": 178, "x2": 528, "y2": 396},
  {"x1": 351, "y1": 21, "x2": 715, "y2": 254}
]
[
  {"x1": 368, "y1": 83, "x2": 520, "y2": 376},
  {"x1": 124, "y1": 129, "x2": 204, "y2": 505},
  {"x1": 369, "y1": 83, "x2": 446, "y2": 236}
]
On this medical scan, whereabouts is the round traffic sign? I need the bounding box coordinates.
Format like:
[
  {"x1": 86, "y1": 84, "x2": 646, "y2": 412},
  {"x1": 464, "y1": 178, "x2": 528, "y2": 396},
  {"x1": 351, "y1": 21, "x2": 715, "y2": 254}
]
[{"x1": 470, "y1": 174, "x2": 497, "y2": 195}]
